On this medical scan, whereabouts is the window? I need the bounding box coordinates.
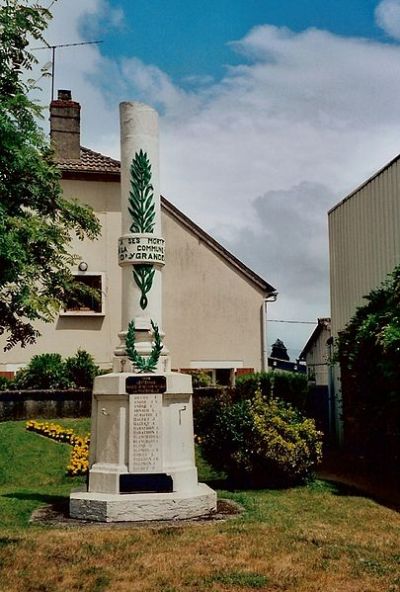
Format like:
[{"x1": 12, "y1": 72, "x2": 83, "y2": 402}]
[
  {"x1": 190, "y1": 361, "x2": 243, "y2": 387},
  {"x1": 215, "y1": 368, "x2": 232, "y2": 386},
  {"x1": 60, "y1": 273, "x2": 105, "y2": 316}
]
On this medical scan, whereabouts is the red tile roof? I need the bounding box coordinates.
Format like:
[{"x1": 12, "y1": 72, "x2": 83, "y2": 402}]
[{"x1": 57, "y1": 147, "x2": 120, "y2": 176}]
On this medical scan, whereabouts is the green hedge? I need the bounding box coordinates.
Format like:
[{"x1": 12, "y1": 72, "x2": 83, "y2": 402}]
[{"x1": 235, "y1": 371, "x2": 309, "y2": 412}]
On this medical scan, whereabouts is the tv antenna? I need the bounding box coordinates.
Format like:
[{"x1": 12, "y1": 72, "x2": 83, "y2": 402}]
[{"x1": 32, "y1": 40, "x2": 103, "y2": 101}]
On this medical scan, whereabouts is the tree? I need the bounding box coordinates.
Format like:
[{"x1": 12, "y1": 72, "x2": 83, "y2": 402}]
[
  {"x1": 0, "y1": 1, "x2": 101, "y2": 350},
  {"x1": 336, "y1": 265, "x2": 400, "y2": 475},
  {"x1": 270, "y1": 338, "x2": 290, "y2": 361}
]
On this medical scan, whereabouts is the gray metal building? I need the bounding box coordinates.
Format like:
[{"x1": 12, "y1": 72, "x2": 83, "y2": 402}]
[{"x1": 329, "y1": 154, "x2": 400, "y2": 440}]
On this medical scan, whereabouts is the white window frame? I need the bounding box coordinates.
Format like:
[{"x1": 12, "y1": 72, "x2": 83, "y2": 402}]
[
  {"x1": 190, "y1": 360, "x2": 243, "y2": 370},
  {"x1": 189, "y1": 361, "x2": 243, "y2": 387}
]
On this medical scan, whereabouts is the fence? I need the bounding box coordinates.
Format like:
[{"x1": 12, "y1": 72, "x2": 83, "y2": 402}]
[{"x1": 0, "y1": 389, "x2": 92, "y2": 422}]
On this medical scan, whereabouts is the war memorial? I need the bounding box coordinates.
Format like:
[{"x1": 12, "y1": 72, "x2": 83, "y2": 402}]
[{"x1": 70, "y1": 102, "x2": 217, "y2": 521}]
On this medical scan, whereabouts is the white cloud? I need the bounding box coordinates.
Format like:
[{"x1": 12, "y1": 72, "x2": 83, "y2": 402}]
[
  {"x1": 375, "y1": 0, "x2": 400, "y2": 40},
  {"x1": 30, "y1": 0, "x2": 121, "y2": 150},
  {"x1": 28, "y1": 6, "x2": 400, "y2": 352},
  {"x1": 223, "y1": 181, "x2": 332, "y2": 355}
]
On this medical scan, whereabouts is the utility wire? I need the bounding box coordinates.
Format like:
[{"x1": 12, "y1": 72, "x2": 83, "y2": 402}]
[{"x1": 267, "y1": 319, "x2": 317, "y2": 325}]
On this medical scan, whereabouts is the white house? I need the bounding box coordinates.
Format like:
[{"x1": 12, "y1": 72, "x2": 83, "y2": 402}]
[{"x1": 0, "y1": 91, "x2": 277, "y2": 384}]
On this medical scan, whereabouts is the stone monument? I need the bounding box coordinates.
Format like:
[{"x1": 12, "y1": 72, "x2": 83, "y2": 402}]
[{"x1": 70, "y1": 102, "x2": 217, "y2": 521}]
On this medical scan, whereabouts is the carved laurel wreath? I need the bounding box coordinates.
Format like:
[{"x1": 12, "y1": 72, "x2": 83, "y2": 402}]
[{"x1": 125, "y1": 319, "x2": 163, "y2": 373}]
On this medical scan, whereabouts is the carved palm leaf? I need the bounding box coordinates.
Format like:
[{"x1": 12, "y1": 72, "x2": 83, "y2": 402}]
[
  {"x1": 128, "y1": 150, "x2": 156, "y2": 233},
  {"x1": 133, "y1": 264, "x2": 155, "y2": 310}
]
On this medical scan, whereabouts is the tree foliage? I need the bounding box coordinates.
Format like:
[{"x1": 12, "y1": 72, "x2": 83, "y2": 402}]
[
  {"x1": 336, "y1": 265, "x2": 400, "y2": 473},
  {"x1": 270, "y1": 338, "x2": 290, "y2": 361},
  {"x1": 0, "y1": 1, "x2": 100, "y2": 349}
]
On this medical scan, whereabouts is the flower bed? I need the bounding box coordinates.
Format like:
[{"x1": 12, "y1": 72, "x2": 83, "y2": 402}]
[{"x1": 26, "y1": 420, "x2": 90, "y2": 476}]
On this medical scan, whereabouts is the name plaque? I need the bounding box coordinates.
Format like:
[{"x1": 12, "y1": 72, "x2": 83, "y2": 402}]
[
  {"x1": 118, "y1": 234, "x2": 165, "y2": 266},
  {"x1": 129, "y1": 394, "x2": 162, "y2": 473},
  {"x1": 126, "y1": 375, "x2": 167, "y2": 395}
]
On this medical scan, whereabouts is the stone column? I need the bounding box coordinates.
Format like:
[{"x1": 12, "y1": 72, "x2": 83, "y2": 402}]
[
  {"x1": 69, "y1": 101, "x2": 216, "y2": 523},
  {"x1": 114, "y1": 102, "x2": 169, "y2": 373}
]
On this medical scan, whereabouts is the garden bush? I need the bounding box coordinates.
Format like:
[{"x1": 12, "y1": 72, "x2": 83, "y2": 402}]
[
  {"x1": 14, "y1": 353, "x2": 72, "y2": 390},
  {"x1": 65, "y1": 349, "x2": 99, "y2": 388},
  {"x1": 13, "y1": 350, "x2": 100, "y2": 390},
  {"x1": 0, "y1": 376, "x2": 12, "y2": 391},
  {"x1": 199, "y1": 389, "x2": 323, "y2": 487},
  {"x1": 191, "y1": 370, "x2": 213, "y2": 388},
  {"x1": 235, "y1": 371, "x2": 309, "y2": 412}
]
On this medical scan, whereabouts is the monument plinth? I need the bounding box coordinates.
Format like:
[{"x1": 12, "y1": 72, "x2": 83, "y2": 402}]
[{"x1": 70, "y1": 102, "x2": 216, "y2": 522}]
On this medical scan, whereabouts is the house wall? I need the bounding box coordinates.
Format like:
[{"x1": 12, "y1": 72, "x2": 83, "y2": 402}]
[
  {"x1": 329, "y1": 158, "x2": 400, "y2": 338},
  {"x1": 304, "y1": 326, "x2": 330, "y2": 387},
  {"x1": 162, "y1": 208, "x2": 265, "y2": 370},
  {"x1": 0, "y1": 178, "x2": 267, "y2": 373},
  {"x1": 0, "y1": 179, "x2": 121, "y2": 369}
]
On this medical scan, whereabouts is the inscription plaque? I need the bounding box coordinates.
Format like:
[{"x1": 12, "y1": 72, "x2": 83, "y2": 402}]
[
  {"x1": 120, "y1": 473, "x2": 173, "y2": 493},
  {"x1": 129, "y1": 394, "x2": 162, "y2": 473},
  {"x1": 126, "y1": 375, "x2": 166, "y2": 394},
  {"x1": 118, "y1": 235, "x2": 165, "y2": 265}
]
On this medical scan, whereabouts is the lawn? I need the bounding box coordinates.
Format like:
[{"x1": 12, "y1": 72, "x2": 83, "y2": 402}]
[{"x1": 0, "y1": 420, "x2": 399, "y2": 592}]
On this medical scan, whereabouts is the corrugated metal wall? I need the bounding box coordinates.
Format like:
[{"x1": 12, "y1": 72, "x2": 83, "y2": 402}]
[{"x1": 329, "y1": 157, "x2": 400, "y2": 337}]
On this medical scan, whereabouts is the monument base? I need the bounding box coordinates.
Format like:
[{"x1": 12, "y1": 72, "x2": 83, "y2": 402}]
[
  {"x1": 69, "y1": 483, "x2": 217, "y2": 522},
  {"x1": 69, "y1": 371, "x2": 217, "y2": 522}
]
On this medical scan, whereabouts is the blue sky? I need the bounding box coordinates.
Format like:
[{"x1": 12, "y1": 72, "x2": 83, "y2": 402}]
[
  {"x1": 40, "y1": 0, "x2": 400, "y2": 357},
  {"x1": 92, "y1": 0, "x2": 385, "y2": 84}
]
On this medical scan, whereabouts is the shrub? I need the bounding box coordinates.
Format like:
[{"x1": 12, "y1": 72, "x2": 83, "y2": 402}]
[
  {"x1": 0, "y1": 376, "x2": 13, "y2": 391},
  {"x1": 193, "y1": 394, "x2": 216, "y2": 438},
  {"x1": 200, "y1": 389, "x2": 323, "y2": 488},
  {"x1": 14, "y1": 353, "x2": 72, "y2": 390},
  {"x1": 12, "y1": 349, "x2": 100, "y2": 390},
  {"x1": 235, "y1": 371, "x2": 309, "y2": 412},
  {"x1": 249, "y1": 394, "x2": 323, "y2": 486},
  {"x1": 65, "y1": 349, "x2": 100, "y2": 388},
  {"x1": 191, "y1": 370, "x2": 213, "y2": 388}
]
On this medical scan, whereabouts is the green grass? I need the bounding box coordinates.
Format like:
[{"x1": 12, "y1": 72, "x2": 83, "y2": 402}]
[
  {"x1": 0, "y1": 419, "x2": 220, "y2": 531},
  {"x1": 0, "y1": 419, "x2": 399, "y2": 592},
  {"x1": 204, "y1": 571, "x2": 269, "y2": 588},
  {"x1": 0, "y1": 419, "x2": 89, "y2": 529}
]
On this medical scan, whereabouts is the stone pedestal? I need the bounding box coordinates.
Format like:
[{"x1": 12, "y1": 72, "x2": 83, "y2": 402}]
[{"x1": 70, "y1": 372, "x2": 216, "y2": 521}]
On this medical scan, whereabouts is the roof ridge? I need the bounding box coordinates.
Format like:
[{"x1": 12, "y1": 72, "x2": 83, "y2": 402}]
[
  {"x1": 328, "y1": 153, "x2": 400, "y2": 215},
  {"x1": 80, "y1": 146, "x2": 120, "y2": 165},
  {"x1": 161, "y1": 196, "x2": 276, "y2": 294},
  {"x1": 59, "y1": 146, "x2": 276, "y2": 294}
]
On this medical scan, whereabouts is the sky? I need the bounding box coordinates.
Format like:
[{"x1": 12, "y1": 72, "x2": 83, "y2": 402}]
[{"x1": 27, "y1": 0, "x2": 400, "y2": 358}]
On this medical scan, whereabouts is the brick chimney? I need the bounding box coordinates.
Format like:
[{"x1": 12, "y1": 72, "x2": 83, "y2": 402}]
[{"x1": 50, "y1": 90, "x2": 81, "y2": 160}]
